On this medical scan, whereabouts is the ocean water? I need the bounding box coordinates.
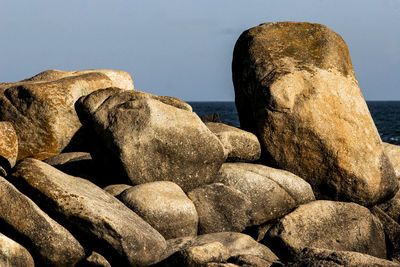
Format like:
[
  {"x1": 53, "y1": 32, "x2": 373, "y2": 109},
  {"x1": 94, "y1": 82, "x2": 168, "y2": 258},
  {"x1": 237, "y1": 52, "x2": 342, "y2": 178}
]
[{"x1": 188, "y1": 101, "x2": 400, "y2": 146}]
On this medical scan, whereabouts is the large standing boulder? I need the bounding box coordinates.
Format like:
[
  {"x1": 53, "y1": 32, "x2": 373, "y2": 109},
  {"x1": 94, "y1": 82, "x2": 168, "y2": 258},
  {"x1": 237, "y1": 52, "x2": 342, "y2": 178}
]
[
  {"x1": 0, "y1": 233, "x2": 34, "y2": 267},
  {"x1": 11, "y1": 158, "x2": 167, "y2": 266},
  {"x1": 216, "y1": 163, "x2": 315, "y2": 225},
  {"x1": 118, "y1": 181, "x2": 198, "y2": 239},
  {"x1": 188, "y1": 183, "x2": 252, "y2": 234},
  {"x1": 0, "y1": 69, "x2": 133, "y2": 160},
  {"x1": 232, "y1": 21, "x2": 398, "y2": 206},
  {"x1": 76, "y1": 88, "x2": 226, "y2": 192},
  {"x1": 0, "y1": 176, "x2": 85, "y2": 266},
  {"x1": 0, "y1": 121, "x2": 18, "y2": 176},
  {"x1": 205, "y1": 122, "x2": 261, "y2": 162},
  {"x1": 265, "y1": 200, "x2": 386, "y2": 260}
]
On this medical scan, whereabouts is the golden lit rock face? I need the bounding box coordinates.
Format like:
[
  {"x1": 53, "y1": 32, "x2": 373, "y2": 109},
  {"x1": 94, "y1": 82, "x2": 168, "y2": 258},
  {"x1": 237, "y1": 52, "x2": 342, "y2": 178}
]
[
  {"x1": 0, "y1": 69, "x2": 134, "y2": 160},
  {"x1": 232, "y1": 22, "x2": 398, "y2": 206},
  {"x1": 0, "y1": 121, "x2": 18, "y2": 171}
]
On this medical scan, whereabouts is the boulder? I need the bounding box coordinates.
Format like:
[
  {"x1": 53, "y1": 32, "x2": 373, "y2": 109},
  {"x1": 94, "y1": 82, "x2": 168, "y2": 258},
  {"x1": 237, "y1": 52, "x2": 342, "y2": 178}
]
[
  {"x1": 11, "y1": 158, "x2": 167, "y2": 266},
  {"x1": 80, "y1": 252, "x2": 111, "y2": 267},
  {"x1": 0, "y1": 69, "x2": 133, "y2": 160},
  {"x1": 200, "y1": 113, "x2": 222, "y2": 123},
  {"x1": 216, "y1": 163, "x2": 314, "y2": 225},
  {"x1": 232, "y1": 21, "x2": 398, "y2": 206},
  {"x1": 205, "y1": 122, "x2": 261, "y2": 162},
  {"x1": 370, "y1": 206, "x2": 400, "y2": 256},
  {"x1": 76, "y1": 88, "x2": 226, "y2": 192},
  {"x1": 265, "y1": 200, "x2": 386, "y2": 260},
  {"x1": 103, "y1": 184, "x2": 132, "y2": 197},
  {"x1": 118, "y1": 181, "x2": 198, "y2": 239},
  {"x1": 157, "y1": 232, "x2": 278, "y2": 266},
  {"x1": 287, "y1": 247, "x2": 400, "y2": 267},
  {"x1": 384, "y1": 142, "x2": 400, "y2": 178},
  {"x1": 188, "y1": 183, "x2": 252, "y2": 234},
  {"x1": 379, "y1": 180, "x2": 400, "y2": 223},
  {"x1": 0, "y1": 176, "x2": 85, "y2": 266},
  {"x1": 0, "y1": 121, "x2": 18, "y2": 176},
  {"x1": 0, "y1": 233, "x2": 34, "y2": 267}
]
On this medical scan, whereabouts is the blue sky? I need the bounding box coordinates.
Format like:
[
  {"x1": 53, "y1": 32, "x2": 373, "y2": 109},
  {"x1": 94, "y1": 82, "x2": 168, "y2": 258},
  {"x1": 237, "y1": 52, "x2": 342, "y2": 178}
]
[{"x1": 1, "y1": 0, "x2": 399, "y2": 101}]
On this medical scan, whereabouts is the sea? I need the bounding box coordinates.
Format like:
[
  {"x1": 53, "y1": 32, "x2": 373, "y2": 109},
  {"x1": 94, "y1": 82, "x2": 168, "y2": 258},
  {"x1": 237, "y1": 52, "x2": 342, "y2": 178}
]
[{"x1": 188, "y1": 101, "x2": 400, "y2": 146}]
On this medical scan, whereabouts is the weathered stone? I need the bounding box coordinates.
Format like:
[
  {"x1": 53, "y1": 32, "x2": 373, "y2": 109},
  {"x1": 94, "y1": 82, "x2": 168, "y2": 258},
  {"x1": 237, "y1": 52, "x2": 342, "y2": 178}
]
[
  {"x1": 11, "y1": 158, "x2": 167, "y2": 266},
  {"x1": 103, "y1": 184, "x2": 132, "y2": 197},
  {"x1": 119, "y1": 181, "x2": 198, "y2": 239},
  {"x1": 188, "y1": 183, "x2": 252, "y2": 234},
  {"x1": 287, "y1": 247, "x2": 400, "y2": 267},
  {"x1": 80, "y1": 251, "x2": 111, "y2": 267},
  {"x1": 370, "y1": 206, "x2": 400, "y2": 256},
  {"x1": 228, "y1": 254, "x2": 275, "y2": 267},
  {"x1": 157, "y1": 232, "x2": 278, "y2": 267},
  {"x1": 76, "y1": 88, "x2": 226, "y2": 192},
  {"x1": 217, "y1": 163, "x2": 314, "y2": 225},
  {"x1": 0, "y1": 121, "x2": 18, "y2": 176},
  {"x1": 232, "y1": 21, "x2": 398, "y2": 206},
  {"x1": 266, "y1": 200, "x2": 386, "y2": 260},
  {"x1": 384, "y1": 142, "x2": 400, "y2": 178},
  {"x1": 200, "y1": 113, "x2": 222, "y2": 123},
  {"x1": 0, "y1": 232, "x2": 34, "y2": 267},
  {"x1": 205, "y1": 122, "x2": 261, "y2": 162},
  {"x1": 0, "y1": 69, "x2": 134, "y2": 160},
  {"x1": 379, "y1": 180, "x2": 400, "y2": 223},
  {"x1": 0, "y1": 176, "x2": 84, "y2": 266}
]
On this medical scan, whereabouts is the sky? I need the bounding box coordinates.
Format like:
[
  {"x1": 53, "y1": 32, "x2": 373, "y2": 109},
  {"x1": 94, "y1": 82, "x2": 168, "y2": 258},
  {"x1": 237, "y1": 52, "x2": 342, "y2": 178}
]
[{"x1": 1, "y1": 0, "x2": 399, "y2": 101}]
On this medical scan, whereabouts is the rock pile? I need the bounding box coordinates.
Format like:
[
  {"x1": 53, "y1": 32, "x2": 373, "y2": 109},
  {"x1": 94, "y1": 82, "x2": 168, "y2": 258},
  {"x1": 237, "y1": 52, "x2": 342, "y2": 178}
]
[{"x1": 0, "y1": 22, "x2": 399, "y2": 266}]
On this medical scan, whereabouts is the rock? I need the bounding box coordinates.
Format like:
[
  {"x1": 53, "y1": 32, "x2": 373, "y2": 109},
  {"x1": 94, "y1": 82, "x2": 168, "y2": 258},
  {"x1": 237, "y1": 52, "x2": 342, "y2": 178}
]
[
  {"x1": 217, "y1": 163, "x2": 314, "y2": 225},
  {"x1": 157, "y1": 232, "x2": 278, "y2": 267},
  {"x1": 265, "y1": 200, "x2": 386, "y2": 260},
  {"x1": 232, "y1": 21, "x2": 398, "y2": 206},
  {"x1": 188, "y1": 183, "x2": 252, "y2": 234},
  {"x1": 0, "y1": 176, "x2": 85, "y2": 266},
  {"x1": 103, "y1": 184, "x2": 132, "y2": 197},
  {"x1": 200, "y1": 113, "x2": 222, "y2": 123},
  {"x1": 384, "y1": 142, "x2": 400, "y2": 178},
  {"x1": 370, "y1": 206, "x2": 400, "y2": 256},
  {"x1": 379, "y1": 180, "x2": 400, "y2": 223},
  {"x1": 287, "y1": 247, "x2": 400, "y2": 267},
  {"x1": 0, "y1": 232, "x2": 34, "y2": 267},
  {"x1": 79, "y1": 252, "x2": 111, "y2": 267},
  {"x1": 0, "y1": 69, "x2": 134, "y2": 160},
  {"x1": 0, "y1": 121, "x2": 18, "y2": 176},
  {"x1": 205, "y1": 122, "x2": 261, "y2": 162},
  {"x1": 76, "y1": 88, "x2": 226, "y2": 192},
  {"x1": 228, "y1": 254, "x2": 276, "y2": 267},
  {"x1": 11, "y1": 158, "x2": 167, "y2": 266},
  {"x1": 118, "y1": 181, "x2": 198, "y2": 239}
]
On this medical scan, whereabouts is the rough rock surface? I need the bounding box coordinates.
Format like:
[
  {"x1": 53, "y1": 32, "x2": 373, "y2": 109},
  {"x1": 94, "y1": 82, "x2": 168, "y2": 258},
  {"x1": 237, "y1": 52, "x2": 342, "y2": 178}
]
[
  {"x1": 76, "y1": 88, "x2": 226, "y2": 192},
  {"x1": 11, "y1": 158, "x2": 167, "y2": 266},
  {"x1": 118, "y1": 181, "x2": 198, "y2": 239},
  {"x1": 232, "y1": 21, "x2": 398, "y2": 206},
  {"x1": 379, "y1": 180, "x2": 400, "y2": 223},
  {"x1": 80, "y1": 252, "x2": 111, "y2": 267},
  {"x1": 0, "y1": 69, "x2": 134, "y2": 160},
  {"x1": 0, "y1": 233, "x2": 34, "y2": 267},
  {"x1": 103, "y1": 184, "x2": 132, "y2": 197},
  {"x1": 205, "y1": 122, "x2": 261, "y2": 162},
  {"x1": 157, "y1": 232, "x2": 278, "y2": 267},
  {"x1": 384, "y1": 142, "x2": 400, "y2": 178},
  {"x1": 188, "y1": 183, "x2": 252, "y2": 234},
  {"x1": 0, "y1": 176, "x2": 85, "y2": 266},
  {"x1": 287, "y1": 247, "x2": 400, "y2": 267},
  {"x1": 217, "y1": 163, "x2": 314, "y2": 225},
  {"x1": 0, "y1": 121, "x2": 18, "y2": 176},
  {"x1": 266, "y1": 200, "x2": 386, "y2": 260}
]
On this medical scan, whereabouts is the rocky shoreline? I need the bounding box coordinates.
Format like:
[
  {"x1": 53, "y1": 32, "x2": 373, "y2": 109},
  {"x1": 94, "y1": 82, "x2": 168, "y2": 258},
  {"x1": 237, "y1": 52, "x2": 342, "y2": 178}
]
[{"x1": 1, "y1": 22, "x2": 400, "y2": 266}]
